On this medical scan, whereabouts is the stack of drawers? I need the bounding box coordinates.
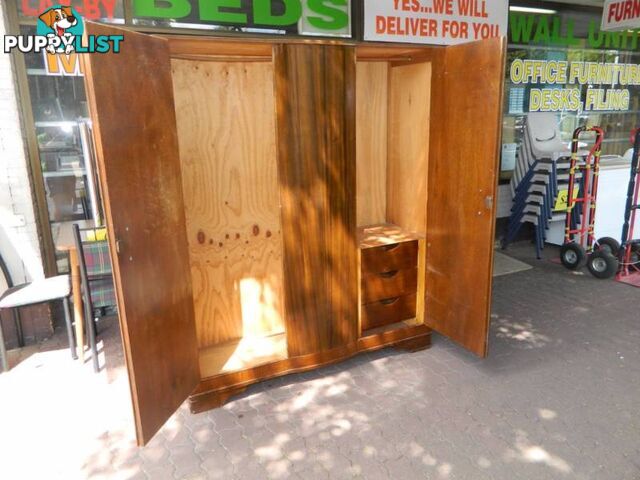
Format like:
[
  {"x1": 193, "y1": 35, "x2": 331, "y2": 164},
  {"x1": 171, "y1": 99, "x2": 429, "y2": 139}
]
[{"x1": 360, "y1": 239, "x2": 419, "y2": 331}]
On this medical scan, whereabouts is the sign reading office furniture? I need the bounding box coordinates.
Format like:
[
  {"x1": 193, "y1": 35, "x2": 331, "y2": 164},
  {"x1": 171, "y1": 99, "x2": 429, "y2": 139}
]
[{"x1": 364, "y1": 0, "x2": 508, "y2": 45}]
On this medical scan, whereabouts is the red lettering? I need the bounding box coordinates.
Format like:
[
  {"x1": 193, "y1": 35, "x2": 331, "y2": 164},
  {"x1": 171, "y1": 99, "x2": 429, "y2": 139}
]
[
  {"x1": 21, "y1": 0, "x2": 39, "y2": 17},
  {"x1": 82, "y1": 0, "x2": 103, "y2": 20},
  {"x1": 433, "y1": 0, "x2": 453, "y2": 15},
  {"x1": 101, "y1": 0, "x2": 116, "y2": 18}
]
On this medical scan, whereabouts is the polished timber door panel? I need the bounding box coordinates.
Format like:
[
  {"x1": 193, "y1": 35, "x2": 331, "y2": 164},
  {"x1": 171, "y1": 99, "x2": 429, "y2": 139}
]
[
  {"x1": 83, "y1": 23, "x2": 200, "y2": 446},
  {"x1": 274, "y1": 44, "x2": 358, "y2": 357},
  {"x1": 425, "y1": 38, "x2": 506, "y2": 357}
]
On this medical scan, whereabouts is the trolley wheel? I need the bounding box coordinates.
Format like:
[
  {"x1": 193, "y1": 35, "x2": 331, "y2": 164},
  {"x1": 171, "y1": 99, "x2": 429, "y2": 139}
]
[
  {"x1": 560, "y1": 243, "x2": 586, "y2": 270},
  {"x1": 596, "y1": 237, "x2": 621, "y2": 256},
  {"x1": 587, "y1": 251, "x2": 619, "y2": 279}
]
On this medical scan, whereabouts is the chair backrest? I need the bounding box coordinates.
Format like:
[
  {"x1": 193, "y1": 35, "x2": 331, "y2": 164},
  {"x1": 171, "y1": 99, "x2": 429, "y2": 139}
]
[
  {"x1": 526, "y1": 113, "x2": 569, "y2": 159},
  {"x1": 73, "y1": 224, "x2": 115, "y2": 312},
  {"x1": 74, "y1": 226, "x2": 111, "y2": 274},
  {"x1": 0, "y1": 251, "x2": 12, "y2": 291}
]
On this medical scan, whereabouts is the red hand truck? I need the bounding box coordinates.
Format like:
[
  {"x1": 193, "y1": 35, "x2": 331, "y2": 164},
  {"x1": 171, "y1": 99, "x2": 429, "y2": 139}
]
[
  {"x1": 559, "y1": 126, "x2": 618, "y2": 278},
  {"x1": 616, "y1": 128, "x2": 640, "y2": 284}
]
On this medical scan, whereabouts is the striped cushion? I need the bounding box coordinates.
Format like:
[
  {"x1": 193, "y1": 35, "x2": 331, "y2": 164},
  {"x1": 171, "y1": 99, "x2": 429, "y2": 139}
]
[
  {"x1": 83, "y1": 241, "x2": 112, "y2": 277},
  {"x1": 88, "y1": 277, "x2": 116, "y2": 309}
]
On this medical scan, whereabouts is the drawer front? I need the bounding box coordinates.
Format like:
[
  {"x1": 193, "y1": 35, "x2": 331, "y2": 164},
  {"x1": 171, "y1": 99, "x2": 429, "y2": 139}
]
[
  {"x1": 361, "y1": 240, "x2": 418, "y2": 275},
  {"x1": 361, "y1": 294, "x2": 417, "y2": 331},
  {"x1": 361, "y1": 268, "x2": 418, "y2": 304}
]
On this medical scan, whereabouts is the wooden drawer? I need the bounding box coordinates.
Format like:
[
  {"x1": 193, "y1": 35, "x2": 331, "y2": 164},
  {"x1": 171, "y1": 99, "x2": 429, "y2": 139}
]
[
  {"x1": 361, "y1": 240, "x2": 418, "y2": 275},
  {"x1": 361, "y1": 268, "x2": 418, "y2": 304},
  {"x1": 361, "y1": 294, "x2": 417, "y2": 330}
]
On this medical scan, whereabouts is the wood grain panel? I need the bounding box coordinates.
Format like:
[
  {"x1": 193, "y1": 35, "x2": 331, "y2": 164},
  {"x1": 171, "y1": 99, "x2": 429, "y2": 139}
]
[
  {"x1": 171, "y1": 59, "x2": 285, "y2": 348},
  {"x1": 190, "y1": 323, "x2": 431, "y2": 412},
  {"x1": 82, "y1": 23, "x2": 200, "y2": 446},
  {"x1": 424, "y1": 38, "x2": 506, "y2": 357},
  {"x1": 356, "y1": 62, "x2": 388, "y2": 226},
  {"x1": 361, "y1": 240, "x2": 418, "y2": 274},
  {"x1": 361, "y1": 268, "x2": 418, "y2": 304},
  {"x1": 274, "y1": 44, "x2": 358, "y2": 357},
  {"x1": 361, "y1": 293, "x2": 417, "y2": 331},
  {"x1": 387, "y1": 61, "x2": 431, "y2": 236}
]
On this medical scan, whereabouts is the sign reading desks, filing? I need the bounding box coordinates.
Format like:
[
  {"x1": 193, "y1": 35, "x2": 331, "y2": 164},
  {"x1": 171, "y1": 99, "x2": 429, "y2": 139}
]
[
  {"x1": 602, "y1": 0, "x2": 640, "y2": 31},
  {"x1": 364, "y1": 0, "x2": 508, "y2": 45}
]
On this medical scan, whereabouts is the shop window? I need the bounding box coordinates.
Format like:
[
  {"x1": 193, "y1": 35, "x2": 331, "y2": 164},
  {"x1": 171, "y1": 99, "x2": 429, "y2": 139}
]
[
  {"x1": 501, "y1": 6, "x2": 640, "y2": 183},
  {"x1": 21, "y1": 25, "x2": 103, "y2": 273}
]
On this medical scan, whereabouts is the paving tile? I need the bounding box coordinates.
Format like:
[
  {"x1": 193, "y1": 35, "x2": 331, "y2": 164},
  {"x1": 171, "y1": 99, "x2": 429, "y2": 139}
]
[{"x1": 3, "y1": 244, "x2": 640, "y2": 480}]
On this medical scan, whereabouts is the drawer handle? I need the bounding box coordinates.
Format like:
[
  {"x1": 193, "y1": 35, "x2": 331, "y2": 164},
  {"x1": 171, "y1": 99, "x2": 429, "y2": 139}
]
[
  {"x1": 379, "y1": 270, "x2": 399, "y2": 278},
  {"x1": 380, "y1": 297, "x2": 400, "y2": 306},
  {"x1": 382, "y1": 243, "x2": 400, "y2": 252}
]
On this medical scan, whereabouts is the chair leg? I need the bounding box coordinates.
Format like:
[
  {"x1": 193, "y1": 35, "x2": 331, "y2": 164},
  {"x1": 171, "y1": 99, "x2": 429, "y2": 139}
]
[
  {"x1": 0, "y1": 311, "x2": 8, "y2": 372},
  {"x1": 86, "y1": 311, "x2": 99, "y2": 373},
  {"x1": 12, "y1": 308, "x2": 24, "y2": 348},
  {"x1": 62, "y1": 297, "x2": 77, "y2": 361}
]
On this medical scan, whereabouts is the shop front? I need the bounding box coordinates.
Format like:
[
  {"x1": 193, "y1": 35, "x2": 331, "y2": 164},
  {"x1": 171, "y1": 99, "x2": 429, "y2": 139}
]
[{"x1": 497, "y1": 1, "x2": 640, "y2": 239}]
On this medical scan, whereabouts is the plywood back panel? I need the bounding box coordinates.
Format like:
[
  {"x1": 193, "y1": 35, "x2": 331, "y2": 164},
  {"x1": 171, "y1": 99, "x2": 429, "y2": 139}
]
[
  {"x1": 424, "y1": 39, "x2": 506, "y2": 357},
  {"x1": 387, "y1": 62, "x2": 431, "y2": 236},
  {"x1": 274, "y1": 44, "x2": 358, "y2": 357},
  {"x1": 356, "y1": 62, "x2": 388, "y2": 227},
  {"x1": 171, "y1": 59, "x2": 285, "y2": 348}
]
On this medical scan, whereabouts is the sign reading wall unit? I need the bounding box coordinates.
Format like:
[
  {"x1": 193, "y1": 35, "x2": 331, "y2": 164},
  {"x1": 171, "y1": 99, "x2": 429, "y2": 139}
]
[{"x1": 364, "y1": 0, "x2": 508, "y2": 45}]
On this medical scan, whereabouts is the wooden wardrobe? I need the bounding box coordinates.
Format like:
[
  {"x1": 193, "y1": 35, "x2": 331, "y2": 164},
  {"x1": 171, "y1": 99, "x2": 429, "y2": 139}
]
[{"x1": 82, "y1": 22, "x2": 506, "y2": 445}]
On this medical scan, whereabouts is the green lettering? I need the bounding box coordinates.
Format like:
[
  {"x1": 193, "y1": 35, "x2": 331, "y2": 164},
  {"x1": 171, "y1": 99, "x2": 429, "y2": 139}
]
[
  {"x1": 199, "y1": 0, "x2": 246, "y2": 24},
  {"x1": 254, "y1": 0, "x2": 301, "y2": 26},
  {"x1": 133, "y1": 0, "x2": 191, "y2": 19},
  {"x1": 532, "y1": 16, "x2": 550, "y2": 45},
  {"x1": 605, "y1": 31, "x2": 623, "y2": 49},
  {"x1": 508, "y1": 13, "x2": 535, "y2": 44},
  {"x1": 307, "y1": 0, "x2": 349, "y2": 30},
  {"x1": 588, "y1": 20, "x2": 604, "y2": 48}
]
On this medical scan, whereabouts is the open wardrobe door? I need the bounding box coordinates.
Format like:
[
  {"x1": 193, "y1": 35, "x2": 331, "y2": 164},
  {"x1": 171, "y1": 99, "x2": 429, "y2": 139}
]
[
  {"x1": 424, "y1": 37, "x2": 506, "y2": 357},
  {"x1": 82, "y1": 22, "x2": 200, "y2": 445}
]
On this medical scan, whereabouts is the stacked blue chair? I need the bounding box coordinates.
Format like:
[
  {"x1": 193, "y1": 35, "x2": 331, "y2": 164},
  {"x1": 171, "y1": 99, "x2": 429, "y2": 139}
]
[{"x1": 503, "y1": 113, "x2": 585, "y2": 258}]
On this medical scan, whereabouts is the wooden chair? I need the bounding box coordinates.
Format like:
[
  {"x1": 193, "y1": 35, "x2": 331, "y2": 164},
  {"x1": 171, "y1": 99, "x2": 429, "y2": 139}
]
[
  {"x1": 72, "y1": 224, "x2": 115, "y2": 372},
  {"x1": 0, "y1": 274, "x2": 75, "y2": 372}
]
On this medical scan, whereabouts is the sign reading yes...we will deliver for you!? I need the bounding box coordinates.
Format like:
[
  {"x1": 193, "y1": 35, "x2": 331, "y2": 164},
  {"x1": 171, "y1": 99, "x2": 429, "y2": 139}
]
[{"x1": 364, "y1": 0, "x2": 508, "y2": 45}]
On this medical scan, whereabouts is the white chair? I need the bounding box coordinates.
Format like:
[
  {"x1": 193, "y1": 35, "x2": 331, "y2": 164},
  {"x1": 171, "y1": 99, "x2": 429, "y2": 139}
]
[{"x1": 0, "y1": 274, "x2": 75, "y2": 372}]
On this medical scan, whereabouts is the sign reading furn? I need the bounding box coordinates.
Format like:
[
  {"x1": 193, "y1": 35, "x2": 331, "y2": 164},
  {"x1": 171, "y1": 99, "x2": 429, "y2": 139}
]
[
  {"x1": 364, "y1": 0, "x2": 508, "y2": 45},
  {"x1": 602, "y1": 0, "x2": 640, "y2": 31}
]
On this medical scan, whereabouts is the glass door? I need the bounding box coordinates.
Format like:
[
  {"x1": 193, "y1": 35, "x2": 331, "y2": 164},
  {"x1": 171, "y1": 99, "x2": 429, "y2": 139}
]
[{"x1": 22, "y1": 24, "x2": 103, "y2": 272}]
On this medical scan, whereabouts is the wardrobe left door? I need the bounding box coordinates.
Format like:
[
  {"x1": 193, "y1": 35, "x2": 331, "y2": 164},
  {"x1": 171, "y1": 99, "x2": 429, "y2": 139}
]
[{"x1": 83, "y1": 22, "x2": 200, "y2": 446}]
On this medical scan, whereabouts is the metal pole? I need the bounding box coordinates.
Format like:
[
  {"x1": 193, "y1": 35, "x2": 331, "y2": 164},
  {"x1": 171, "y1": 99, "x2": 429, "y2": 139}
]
[{"x1": 78, "y1": 121, "x2": 102, "y2": 226}]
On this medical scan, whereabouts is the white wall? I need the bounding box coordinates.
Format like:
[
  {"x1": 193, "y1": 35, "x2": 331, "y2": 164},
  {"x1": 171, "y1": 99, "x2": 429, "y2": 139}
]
[{"x1": 0, "y1": 2, "x2": 45, "y2": 284}]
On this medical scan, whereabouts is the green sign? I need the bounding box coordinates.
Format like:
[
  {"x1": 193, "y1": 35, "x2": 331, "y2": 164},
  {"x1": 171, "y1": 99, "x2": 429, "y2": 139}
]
[
  {"x1": 133, "y1": 0, "x2": 350, "y2": 33},
  {"x1": 509, "y1": 13, "x2": 640, "y2": 50}
]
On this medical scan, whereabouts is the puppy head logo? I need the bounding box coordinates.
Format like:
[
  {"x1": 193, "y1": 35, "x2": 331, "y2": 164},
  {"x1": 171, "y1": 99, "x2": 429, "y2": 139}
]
[
  {"x1": 37, "y1": 6, "x2": 83, "y2": 54},
  {"x1": 39, "y1": 7, "x2": 78, "y2": 36}
]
